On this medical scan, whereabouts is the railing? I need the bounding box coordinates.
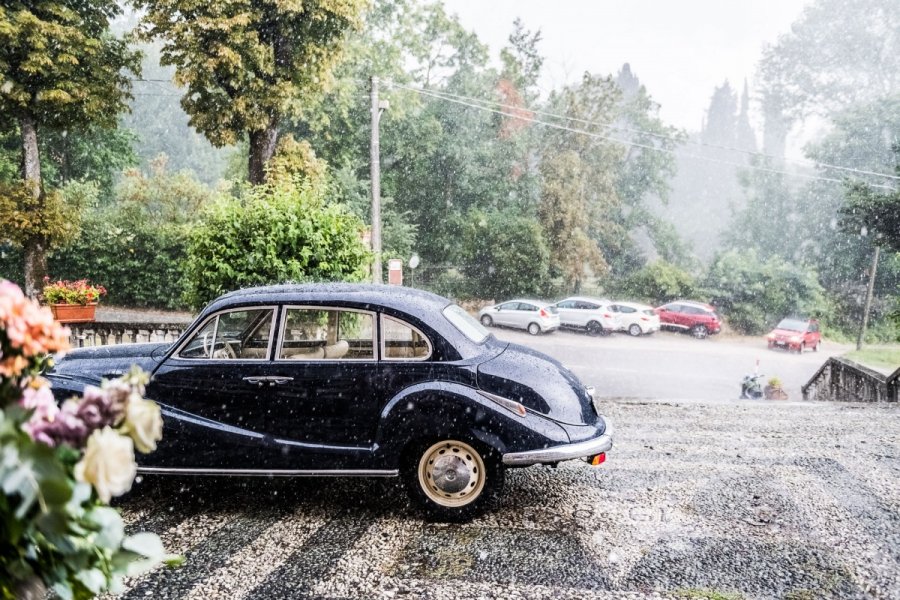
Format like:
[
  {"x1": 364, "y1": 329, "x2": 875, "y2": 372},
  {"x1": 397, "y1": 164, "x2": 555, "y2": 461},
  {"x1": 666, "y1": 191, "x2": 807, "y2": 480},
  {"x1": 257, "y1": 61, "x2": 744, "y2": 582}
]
[
  {"x1": 66, "y1": 322, "x2": 188, "y2": 348},
  {"x1": 802, "y1": 356, "x2": 900, "y2": 403}
]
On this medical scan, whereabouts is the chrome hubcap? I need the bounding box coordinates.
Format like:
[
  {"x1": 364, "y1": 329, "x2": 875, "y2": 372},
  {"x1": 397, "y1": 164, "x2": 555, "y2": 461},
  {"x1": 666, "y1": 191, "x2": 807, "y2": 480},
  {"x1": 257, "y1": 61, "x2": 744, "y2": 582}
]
[{"x1": 418, "y1": 440, "x2": 485, "y2": 507}]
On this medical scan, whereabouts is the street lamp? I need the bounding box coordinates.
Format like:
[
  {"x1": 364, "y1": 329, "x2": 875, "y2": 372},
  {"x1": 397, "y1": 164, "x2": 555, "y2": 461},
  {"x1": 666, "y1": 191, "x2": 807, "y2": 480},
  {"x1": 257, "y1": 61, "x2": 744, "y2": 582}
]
[{"x1": 409, "y1": 253, "x2": 420, "y2": 288}]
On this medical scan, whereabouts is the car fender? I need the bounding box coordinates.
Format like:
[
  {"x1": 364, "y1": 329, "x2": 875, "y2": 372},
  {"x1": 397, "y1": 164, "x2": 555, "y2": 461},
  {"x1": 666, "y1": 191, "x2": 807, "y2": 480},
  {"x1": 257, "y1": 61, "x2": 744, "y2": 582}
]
[{"x1": 376, "y1": 381, "x2": 570, "y2": 467}]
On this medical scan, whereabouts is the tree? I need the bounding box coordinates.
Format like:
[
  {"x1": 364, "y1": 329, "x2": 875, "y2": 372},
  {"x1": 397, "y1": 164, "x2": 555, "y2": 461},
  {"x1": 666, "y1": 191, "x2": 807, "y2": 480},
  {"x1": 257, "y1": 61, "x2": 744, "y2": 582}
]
[
  {"x1": 184, "y1": 180, "x2": 370, "y2": 308},
  {"x1": 0, "y1": 1, "x2": 140, "y2": 295},
  {"x1": 460, "y1": 209, "x2": 550, "y2": 301},
  {"x1": 841, "y1": 180, "x2": 900, "y2": 254},
  {"x1": 135, "y1": 0, "x2": 366, "y2": 184},
  {"x1": 704, "y1": 249, "x2": 828, "y2": 335}
]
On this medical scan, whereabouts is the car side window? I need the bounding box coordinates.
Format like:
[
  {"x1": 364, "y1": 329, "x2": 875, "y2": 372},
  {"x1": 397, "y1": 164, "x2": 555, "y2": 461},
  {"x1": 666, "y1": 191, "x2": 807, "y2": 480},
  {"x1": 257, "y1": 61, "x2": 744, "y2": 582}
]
[
  {"x1": 584, "y1": 303, "x2": 600, "y2": 310},
  {"x1": 557, "y1": 300, "x2": 575, "y2": 309},
  {"x1": 278, "y1": 308, "x2": 375, "y2": 360},
  {"x1": 179, "y1": 308, "x2": 274, "y2": 360},
  {"x1": 498, "y1": 302, "x2": 515, "y2": 310},
  {"x1": 619, "y1": 306, "x2": 636, "y2": 314},
  {"x1": 381, "y1": 315, "x2": 431, "y2": 360},
  {"x1": 179, "y1": 318, "x2": 218, "y2": 359},
  {"x1": 608, "y1": 304, "x2": 619, "y2": 312}
]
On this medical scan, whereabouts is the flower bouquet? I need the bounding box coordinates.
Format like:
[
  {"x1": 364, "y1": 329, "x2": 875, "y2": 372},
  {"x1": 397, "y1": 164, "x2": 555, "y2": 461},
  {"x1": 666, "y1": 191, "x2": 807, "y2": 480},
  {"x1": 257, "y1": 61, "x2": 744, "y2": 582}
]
[
  {"x1": 42, "y1": 278, "x2": 108, "y2": 323},
  {"x1": 1, "y1": 280, "x2": 173, "y2": 599}
]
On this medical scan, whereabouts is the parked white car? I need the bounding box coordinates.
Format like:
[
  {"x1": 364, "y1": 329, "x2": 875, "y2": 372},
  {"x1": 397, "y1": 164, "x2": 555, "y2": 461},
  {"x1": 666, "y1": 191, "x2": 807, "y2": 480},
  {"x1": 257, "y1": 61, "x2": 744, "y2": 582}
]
[
  {"x1": 554, "y1": 296, "x2": 615, "y2": 336},
  {"x1": 608, "y1": 301, "x2": 661, "y2": 336},
  {"x1": 478, "y1": 299, "x2": 560, "y2": 335}
]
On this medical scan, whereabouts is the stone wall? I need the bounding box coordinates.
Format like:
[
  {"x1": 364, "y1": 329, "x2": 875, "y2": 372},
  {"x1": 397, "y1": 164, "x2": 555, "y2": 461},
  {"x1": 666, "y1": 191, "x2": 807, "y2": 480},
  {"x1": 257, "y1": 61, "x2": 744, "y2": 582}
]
[{"x1": 802, "y1": 357, "x2": 899, "y2": 403}]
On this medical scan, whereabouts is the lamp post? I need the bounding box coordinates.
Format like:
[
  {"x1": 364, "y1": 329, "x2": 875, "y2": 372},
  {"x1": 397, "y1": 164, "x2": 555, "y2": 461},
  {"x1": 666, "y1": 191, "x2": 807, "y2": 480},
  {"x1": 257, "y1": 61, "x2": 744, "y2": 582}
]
[{"x1": 409, "y1": 253, "x2": 420, "y2": 288}]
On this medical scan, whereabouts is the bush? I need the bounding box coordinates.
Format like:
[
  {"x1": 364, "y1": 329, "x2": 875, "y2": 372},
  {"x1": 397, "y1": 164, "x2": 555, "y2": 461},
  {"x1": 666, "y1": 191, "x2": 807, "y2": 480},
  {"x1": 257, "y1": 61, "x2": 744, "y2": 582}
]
[
  {"x1": 184, "y1": 180, "x2": 370, "y2": 309},
  {"x1": 49, "y1": 213, "x2": 190, "y2": 309},
  {"x1": 703, "y1": 249, "x2": 828, "y2": 335},
  {"x1": 614, "y1": 260, "x2": 697, "y2": 304}
]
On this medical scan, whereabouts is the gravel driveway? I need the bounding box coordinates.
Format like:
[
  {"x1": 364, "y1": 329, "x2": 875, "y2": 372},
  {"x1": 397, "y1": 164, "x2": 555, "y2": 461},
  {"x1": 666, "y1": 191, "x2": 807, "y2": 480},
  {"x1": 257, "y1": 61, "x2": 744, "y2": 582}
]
[{"x1": 113, "y1": 397, "x2": 899, "y2": 600}]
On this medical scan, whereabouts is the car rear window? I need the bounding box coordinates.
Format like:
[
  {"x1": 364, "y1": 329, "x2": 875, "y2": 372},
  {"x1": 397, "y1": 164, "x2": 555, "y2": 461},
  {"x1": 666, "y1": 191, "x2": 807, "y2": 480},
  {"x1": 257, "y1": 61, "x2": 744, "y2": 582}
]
[
  {"x1": 443, "y1": 304, "x2": 489, "y2": 343},
  {"x1": 642, "y1": 309, "x2": 655, "y2": 316}
]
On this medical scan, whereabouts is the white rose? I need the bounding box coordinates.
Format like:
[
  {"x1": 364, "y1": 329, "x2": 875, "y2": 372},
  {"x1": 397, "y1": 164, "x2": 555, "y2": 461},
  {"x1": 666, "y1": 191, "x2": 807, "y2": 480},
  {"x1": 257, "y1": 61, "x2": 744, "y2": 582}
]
[
  {"x1": 74, "y1": 427, "x2": 137, "y2": 503},
  {"x1": 125, "y1": 396, "x2": 163, "y2": 454}
]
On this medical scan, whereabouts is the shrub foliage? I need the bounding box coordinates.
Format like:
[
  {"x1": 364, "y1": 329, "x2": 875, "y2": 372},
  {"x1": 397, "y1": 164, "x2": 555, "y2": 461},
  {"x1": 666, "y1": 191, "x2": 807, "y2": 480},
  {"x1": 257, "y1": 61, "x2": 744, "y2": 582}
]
[{"x1": 184, "y1": 181, "x2": 370, "y2": 308}]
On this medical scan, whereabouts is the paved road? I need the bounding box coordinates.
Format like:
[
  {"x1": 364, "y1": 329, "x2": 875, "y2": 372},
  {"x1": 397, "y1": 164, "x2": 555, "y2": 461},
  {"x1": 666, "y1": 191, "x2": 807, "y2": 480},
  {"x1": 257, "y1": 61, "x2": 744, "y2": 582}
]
[{"x1": 490, "y1": 327, "x2": 849, "y2": 402}]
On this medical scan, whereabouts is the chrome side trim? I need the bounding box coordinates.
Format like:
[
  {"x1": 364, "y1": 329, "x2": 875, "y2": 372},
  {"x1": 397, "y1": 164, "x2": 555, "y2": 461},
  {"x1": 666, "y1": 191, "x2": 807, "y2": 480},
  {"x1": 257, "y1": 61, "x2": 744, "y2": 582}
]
[
  {"x1": 502, "y1": 434, "x2": 613, "y2": 466},
  {"x1": 136, "y1": 467, "x2": 399, "y2": 478}
]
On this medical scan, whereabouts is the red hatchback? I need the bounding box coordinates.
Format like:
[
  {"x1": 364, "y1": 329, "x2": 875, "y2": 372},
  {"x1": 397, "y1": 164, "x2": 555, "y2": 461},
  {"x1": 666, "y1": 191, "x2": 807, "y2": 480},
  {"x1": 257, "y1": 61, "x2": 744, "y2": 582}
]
[
  {"x1": 654, "y1": 301, "x2": 722, "y2": 339},
  {"x1": 766, "y1": 317, "x2": 821, "y2": 353}
]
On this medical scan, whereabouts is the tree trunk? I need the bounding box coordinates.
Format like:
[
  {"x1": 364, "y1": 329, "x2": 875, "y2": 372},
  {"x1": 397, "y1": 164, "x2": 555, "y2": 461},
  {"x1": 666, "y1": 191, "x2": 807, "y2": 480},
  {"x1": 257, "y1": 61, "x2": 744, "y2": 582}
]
[
  {"x1": 248, "y1": 122, "x2": 279, "y2": 185},
  {"x1": 19, "y1": 113, "x2": 48, "y2": 298}
]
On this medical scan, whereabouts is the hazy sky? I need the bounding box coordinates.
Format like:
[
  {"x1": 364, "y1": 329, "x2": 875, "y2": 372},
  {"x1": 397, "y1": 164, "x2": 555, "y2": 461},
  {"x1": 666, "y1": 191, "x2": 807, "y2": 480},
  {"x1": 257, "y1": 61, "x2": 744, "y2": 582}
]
[{"x1": 442, "y1": 0, "x2": 811, "y2": 133}]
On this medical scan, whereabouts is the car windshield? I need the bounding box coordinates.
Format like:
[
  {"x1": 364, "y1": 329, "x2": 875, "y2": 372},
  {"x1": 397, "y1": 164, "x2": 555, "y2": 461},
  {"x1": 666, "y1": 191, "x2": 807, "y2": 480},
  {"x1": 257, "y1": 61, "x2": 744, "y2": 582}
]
[
  {"x1": 443, "y1": 304, "x2": 489, "y2": 343},
  {"x1": 776, "y1": 318, "x2": 808, "y2": 332}
]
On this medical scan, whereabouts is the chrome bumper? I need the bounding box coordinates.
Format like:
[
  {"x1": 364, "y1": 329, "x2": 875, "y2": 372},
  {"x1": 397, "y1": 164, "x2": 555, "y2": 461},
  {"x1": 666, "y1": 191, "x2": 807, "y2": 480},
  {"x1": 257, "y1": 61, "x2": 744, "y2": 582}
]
[{"x1": 502, "y1": 433, "x2": 613, "y2": 466}]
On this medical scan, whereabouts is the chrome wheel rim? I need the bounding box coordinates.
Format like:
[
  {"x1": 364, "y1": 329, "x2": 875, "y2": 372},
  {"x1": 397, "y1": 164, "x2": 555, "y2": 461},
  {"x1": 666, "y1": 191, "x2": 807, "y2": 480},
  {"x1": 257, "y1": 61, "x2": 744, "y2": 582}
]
[
  {"x1": 629, "y1": 324, "x2": 641, "y2": 336},
  {"x1": 418, "y1": 440, "x2": 486, "y2": 508},
  {"x1": 528, "y1": 323, "x2": 539, "y2": 335}
]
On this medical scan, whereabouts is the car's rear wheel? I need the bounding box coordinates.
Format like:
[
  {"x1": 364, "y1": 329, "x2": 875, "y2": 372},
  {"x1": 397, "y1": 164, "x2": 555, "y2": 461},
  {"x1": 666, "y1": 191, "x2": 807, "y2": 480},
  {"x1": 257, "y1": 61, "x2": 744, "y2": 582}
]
[
  {"x1": 480, "y1": 315, "x2": 493, "y2": 327},
  {"x1": 404, "y1": 439, "x2": 503, "y2": 522},
  {"x1": 691, "y1": 324, "x2": 709, "y2": 339},
  {"x1": 628, "y1": 323, "x2": 642, "y2": 337},
  {"x1": 814, "y1": 341, "x2": 820, "y2": 352},
  {"x1": 797, "y1": 343, "x2": 805, "y2": 354},
  {"x1": 527, "y1": 322, "x2": 541, "y2": 335},
  {"x1": 586, "y1": 320, "x2": 603, "y2": 336}
]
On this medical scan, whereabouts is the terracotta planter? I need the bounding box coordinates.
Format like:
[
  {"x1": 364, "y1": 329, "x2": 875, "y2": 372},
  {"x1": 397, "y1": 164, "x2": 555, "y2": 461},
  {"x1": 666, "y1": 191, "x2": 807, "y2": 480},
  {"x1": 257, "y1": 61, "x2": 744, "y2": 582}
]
[
  {"x1": 50, "y1": 303, "x2": 98, "y2": 323},
  {"x1": 764, "y1": 385, "x2": 789, "y2": 401}
]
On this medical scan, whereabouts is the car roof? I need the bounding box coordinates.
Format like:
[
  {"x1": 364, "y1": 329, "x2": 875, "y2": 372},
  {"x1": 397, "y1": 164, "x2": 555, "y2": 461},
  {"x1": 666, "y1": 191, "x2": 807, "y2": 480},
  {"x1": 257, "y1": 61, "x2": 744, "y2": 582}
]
[
  {"x1": 502, "y1": 298, "x2": 551, "y2": 306},
  {"x1": 671, "y1": 300, "x2": 714, "y2": 310},
  {"x1": 559, "y1": 296, "x2": 609, "y2": 304},
  {"x1": 205, "y1": 283, "x2": 452, "y2": 319},
  {"x1": 612, "y1": 300, "x2": 652, "y2": 310}
]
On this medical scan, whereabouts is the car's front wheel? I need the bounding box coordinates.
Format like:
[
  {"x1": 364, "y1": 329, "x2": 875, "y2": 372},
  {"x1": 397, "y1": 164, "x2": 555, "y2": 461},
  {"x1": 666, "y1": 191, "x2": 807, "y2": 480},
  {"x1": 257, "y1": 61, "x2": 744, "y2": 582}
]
[
  {"x1": 404, "y1": 439, "x2": 503, "y2": 522},
  {"x1": 527, "y1": 322, "x2": 541, "y2": 335},
  {"x1": 480, "y1": 314, "x2": 493, "y2": 327}
]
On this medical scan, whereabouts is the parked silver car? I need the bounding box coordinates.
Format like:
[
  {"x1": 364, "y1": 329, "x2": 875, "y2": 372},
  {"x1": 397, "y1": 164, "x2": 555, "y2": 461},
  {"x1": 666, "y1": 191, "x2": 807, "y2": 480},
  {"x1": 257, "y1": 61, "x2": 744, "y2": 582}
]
[
  {"x1": 478, "y1": 299, "x2": 560, "y2": 335},
  {"x1": 554, "y1": 296, "x2": 615, "y2": 336}
]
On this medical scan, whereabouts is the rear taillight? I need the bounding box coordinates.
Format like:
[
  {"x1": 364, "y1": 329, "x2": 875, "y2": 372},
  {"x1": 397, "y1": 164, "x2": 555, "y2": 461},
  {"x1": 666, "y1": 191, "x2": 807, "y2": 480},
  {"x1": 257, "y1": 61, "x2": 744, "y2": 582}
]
[
  {"x1": 539, "y1": 308, "x2": 549, "y2": 318},
  {"x1": 603, "y1": 313, "x2": 612, "y2": 318},
  {"x1": 640, "y1": 316, "x2": 649, "y2": 321}
]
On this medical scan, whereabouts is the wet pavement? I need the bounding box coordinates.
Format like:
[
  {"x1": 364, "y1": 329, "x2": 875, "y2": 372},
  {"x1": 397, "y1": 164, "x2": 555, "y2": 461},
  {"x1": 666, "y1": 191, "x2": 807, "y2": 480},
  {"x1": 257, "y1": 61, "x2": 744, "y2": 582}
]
[{"x1": 113, "y1": 397, "x2": 899, "y2": 599}]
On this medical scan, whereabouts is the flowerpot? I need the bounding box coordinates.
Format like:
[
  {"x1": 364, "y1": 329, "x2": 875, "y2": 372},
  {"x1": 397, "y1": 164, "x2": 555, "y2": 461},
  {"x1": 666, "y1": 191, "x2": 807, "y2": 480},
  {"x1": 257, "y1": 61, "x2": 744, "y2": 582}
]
[
  {"x1": 50, "y1": 303, "x2": 98, "y2": 323},
  {"x1": 764, "y1": 385, "x2": 789, "y2": 401}
]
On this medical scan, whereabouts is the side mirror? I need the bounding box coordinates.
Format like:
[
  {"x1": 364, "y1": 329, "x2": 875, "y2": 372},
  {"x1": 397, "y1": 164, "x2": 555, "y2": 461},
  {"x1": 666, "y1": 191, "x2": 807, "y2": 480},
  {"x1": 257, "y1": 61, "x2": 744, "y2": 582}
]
[{"x1": 494, "y1": 306, "x2": 501, "y2": 311}]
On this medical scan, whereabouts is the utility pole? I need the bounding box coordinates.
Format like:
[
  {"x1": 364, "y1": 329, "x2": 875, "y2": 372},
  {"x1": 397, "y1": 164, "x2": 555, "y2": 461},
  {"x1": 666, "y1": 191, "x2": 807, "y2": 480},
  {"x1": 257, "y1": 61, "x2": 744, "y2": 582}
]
[
  {"x1": 856, "y1": 245, "x2": 880, "y2": 350},
  {"x1": 370, "y1": 76, "x2": 383, "y2": 284}
]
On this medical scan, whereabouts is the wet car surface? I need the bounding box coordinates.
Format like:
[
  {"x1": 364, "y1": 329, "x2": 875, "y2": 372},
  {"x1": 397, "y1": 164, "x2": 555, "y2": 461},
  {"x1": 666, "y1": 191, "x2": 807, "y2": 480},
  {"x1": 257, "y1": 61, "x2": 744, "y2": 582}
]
[{"x1": 48, "y1": 284, "x2": 611, "y2": 520}]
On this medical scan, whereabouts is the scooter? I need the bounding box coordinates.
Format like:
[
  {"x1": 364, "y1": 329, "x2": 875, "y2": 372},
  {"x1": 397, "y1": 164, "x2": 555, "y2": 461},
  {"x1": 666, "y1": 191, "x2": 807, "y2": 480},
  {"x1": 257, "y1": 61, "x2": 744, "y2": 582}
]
[{"x1": 740, "y1": 373, "x2": 764, "y2": 399}]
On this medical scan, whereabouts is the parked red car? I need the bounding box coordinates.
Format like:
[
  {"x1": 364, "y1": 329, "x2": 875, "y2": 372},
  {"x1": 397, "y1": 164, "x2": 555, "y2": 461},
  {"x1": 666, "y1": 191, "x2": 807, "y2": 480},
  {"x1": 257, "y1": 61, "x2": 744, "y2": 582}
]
[
  {"x1": 654, "y1": 300, "x2": 722, "y2": 339},
  {"x1": 766, "y1": 317, "x2": 821, "y2": 353}
]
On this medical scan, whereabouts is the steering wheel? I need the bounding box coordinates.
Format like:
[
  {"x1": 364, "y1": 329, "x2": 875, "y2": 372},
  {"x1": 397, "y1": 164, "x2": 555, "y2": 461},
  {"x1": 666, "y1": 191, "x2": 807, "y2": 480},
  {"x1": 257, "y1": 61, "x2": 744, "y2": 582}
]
[{"x1": 202, "y1": 331, "x2": 212, "y2": 356}]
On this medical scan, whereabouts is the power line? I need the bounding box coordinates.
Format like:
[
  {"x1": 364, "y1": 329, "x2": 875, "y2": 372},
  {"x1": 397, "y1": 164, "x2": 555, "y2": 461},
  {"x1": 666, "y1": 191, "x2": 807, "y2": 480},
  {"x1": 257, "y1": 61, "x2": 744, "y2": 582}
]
[{"x1": 388, "y1": 81, "x2": 900, "y2": 186}]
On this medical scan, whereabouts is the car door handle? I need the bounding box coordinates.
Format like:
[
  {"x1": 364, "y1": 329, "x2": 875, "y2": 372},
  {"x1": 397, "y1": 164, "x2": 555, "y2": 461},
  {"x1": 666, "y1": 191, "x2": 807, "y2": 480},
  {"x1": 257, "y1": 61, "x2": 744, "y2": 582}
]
[{"x1": 242, "y1": 376, "x2": 294, "y2": 387}]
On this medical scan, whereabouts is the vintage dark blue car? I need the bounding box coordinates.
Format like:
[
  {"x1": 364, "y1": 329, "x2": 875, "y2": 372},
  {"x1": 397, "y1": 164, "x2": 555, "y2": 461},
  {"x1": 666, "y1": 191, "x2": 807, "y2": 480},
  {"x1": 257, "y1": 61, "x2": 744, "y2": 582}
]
[{"x1": 46, "y1": 284, "x2": 612, "y2": 520}]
